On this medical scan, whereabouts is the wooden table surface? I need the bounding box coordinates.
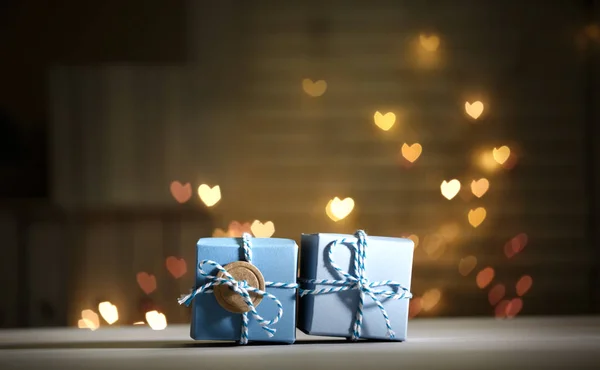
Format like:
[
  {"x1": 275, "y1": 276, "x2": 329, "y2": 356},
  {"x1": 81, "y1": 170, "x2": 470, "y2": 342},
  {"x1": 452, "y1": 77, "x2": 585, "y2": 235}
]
[{"x1": 1, "y1": 316, "x2": 599, "y2": 370}]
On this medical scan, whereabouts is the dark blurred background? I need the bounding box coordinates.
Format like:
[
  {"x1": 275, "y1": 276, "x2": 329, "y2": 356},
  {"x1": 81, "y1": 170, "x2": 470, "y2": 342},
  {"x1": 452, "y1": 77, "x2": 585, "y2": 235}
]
[{"x1": 0, "y1": 0, "x2": 598, "y2": 329}]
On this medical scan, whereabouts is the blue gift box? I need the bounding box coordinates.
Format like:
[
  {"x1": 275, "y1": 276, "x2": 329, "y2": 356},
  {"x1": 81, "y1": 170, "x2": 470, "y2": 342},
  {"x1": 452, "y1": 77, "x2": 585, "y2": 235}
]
[
  {"x1": 188, "y1": 236, "x2": 298, "y2": 344},
  {"x1": 298, "y1": 231, "x2": 414, "y2": 341}
]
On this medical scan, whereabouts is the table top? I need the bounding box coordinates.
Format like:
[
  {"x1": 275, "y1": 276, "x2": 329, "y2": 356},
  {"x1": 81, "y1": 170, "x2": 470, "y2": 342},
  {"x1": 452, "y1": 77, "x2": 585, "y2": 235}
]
[{"x1": 1, "y1": 316, "x2": 599, "y2": 370}]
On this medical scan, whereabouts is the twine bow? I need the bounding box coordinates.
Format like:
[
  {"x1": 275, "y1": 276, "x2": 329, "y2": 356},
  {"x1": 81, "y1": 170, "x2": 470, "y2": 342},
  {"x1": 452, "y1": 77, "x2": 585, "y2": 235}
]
[
  {"x1": 299, "y1": 230, "x2": 412, "y2": 340},
  {"x1": 178, "y1": 233, "x2": 298, "y2": 344}
]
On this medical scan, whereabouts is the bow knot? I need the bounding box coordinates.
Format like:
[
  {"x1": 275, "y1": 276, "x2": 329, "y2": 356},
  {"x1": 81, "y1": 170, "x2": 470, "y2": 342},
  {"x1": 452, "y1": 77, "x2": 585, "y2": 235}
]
[
  {"x1": 299, "y1": 230, "x2": 412, "y2": 341},
  {"x1": 178, "y1": 233, "x2": 298, "y2": 344}
]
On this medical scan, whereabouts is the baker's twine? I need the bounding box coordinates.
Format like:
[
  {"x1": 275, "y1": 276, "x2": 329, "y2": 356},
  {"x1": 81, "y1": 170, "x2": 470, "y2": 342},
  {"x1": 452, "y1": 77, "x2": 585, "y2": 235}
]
[
  {"x1": 298, "y1": 230, "x2": 413, "y2": 340},
  {"x1": 178, "y1": 233, "x2": 298, "y2": 344}
]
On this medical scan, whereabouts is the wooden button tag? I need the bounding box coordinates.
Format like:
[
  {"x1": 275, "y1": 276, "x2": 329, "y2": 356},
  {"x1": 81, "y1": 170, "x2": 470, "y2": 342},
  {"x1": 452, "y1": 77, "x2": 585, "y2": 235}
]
[{"x1": 213, "y1": 261, "x2": 266, "y2": 313}]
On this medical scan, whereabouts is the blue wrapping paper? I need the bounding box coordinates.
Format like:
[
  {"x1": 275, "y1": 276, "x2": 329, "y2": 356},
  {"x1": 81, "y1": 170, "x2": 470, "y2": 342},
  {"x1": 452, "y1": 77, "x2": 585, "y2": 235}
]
[
  {"x1": 190, "y1": 237, "x2": 298, "y2": 343},
  {"x1": 298, "y1": 233, "x2": 414, "y2": 340}
]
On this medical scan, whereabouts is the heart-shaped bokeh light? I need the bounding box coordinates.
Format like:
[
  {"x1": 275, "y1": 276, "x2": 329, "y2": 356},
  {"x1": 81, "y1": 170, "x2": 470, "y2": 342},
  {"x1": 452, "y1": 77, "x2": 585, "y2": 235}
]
[
  {"x1": 98, "y1": 301, "x2": 119, "y2": 325},
  {"x1": 302, "y1": 79, "x2": 327, "y2": 97},
  {"x1": 465, "y1": 101, "x2": 484, "y2": 119},
  {"x1": 197, "y1": 184, "x2": 221, "y2": 207},
  {"x1": 250, "y1": 220, "x2": 275, "y2": 238},
  {"x1": 440, "y1": 179, "x2": 461, "y2": 200}
]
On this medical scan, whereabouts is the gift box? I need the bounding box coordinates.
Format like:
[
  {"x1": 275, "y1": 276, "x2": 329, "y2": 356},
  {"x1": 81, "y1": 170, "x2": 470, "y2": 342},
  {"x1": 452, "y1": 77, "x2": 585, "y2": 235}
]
[
  {"x1": 180, "y1": 234, "x2": 298, "y2": 344},
  {"x1": 298, "y1": 230, "x2": 414, "y2": 341}
]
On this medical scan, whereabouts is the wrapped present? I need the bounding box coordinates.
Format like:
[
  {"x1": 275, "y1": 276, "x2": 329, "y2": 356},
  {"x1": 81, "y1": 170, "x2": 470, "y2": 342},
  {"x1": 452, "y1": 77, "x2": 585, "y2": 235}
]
[
  {"x1": 178, "y1": 233, "x2": 298, "y2": 344},
  {"x1": 298, "y1": 230, "x2": 414, "y2": 341}
]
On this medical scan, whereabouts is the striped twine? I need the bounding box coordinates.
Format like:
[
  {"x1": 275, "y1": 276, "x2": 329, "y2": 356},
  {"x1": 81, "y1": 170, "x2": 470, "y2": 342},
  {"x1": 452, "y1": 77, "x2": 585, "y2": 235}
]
[
  {"x1": 299, "y1": 230, "x2": 413, "y2": 341},
  {"x1": 178, "y1": 232, "x2": 298, "y2": 344}
]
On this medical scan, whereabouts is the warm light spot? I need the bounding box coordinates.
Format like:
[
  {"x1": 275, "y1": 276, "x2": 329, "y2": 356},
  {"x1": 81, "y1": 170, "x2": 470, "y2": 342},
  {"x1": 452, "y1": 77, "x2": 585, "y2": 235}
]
[
  {"x1": 212, "y1": 228, "x2": 228, "y2": 237},
  {"x1": 468, "y1": 207, "x2": 487, "y2": 228},
  {"x1": 504, "y1": 233, "x2": 528, "y2": 258},
  {"x1": 495, "y1": 299, "x2": 510, "y2": 319},
  {"x1": 465, "y1": 101, "x2": 484, "y2": 119},
  {"x1": 79, "y1": 309, "x2": 100, "y2": 330},
  {"x1": 302, "y1": 79, "x2": 327, "y2": 97},
  {"x1": 197, "y1": 184, "x2": 221, "y2": 207},
  {"x1": 476, "y1": 267, "x2": 495, "y2": 289},
  {"x1": 516, "y1": 275, "x2": 533, "y2": 297},
  {"x1": 401, "y1": 143, "x2": 422, "y2": 163},
  {"x1": 326, "y1": 197, "x2": 355, "y2": 221},
  {"x1": 373, "y1": 111, "x2": 396, "y2": 131},
  {"x1": 166, "y1": 256, "x2": 187, "y2": 279},
  {"x1": 136, "y1": 272, "x2": 157, "y2": 295},
  {"x1": 458, "y1": 256, "x2": 477, "y2": 276},
  {"x1": 470, "y1": 178, "x2": 489, "y2": 198},
  {"x1": 440, "y1": 179, "x2": 461, "y2": 200},
  {"x1": 584, "y1": 24, "x2": 600, "y2": 41},
  {"x1": 419, "y1": 34, "x2": 440, "y2": 51},
  {"x1": 477, "y1": 150, "x2": 500, "y2": 173},
  {"x1": 422, "y1": 234, "x2": 446, "y2": 260},
  {"x1": 169, "y1": 181, "x2": 192, "y2": 204},
  {"x1": 506, "y1": 298, "x2": 523, "y2": 318},
  {"x1": 488, "y1": 284, "x2": 506, "y2": 306},
  {"x1": 133, "y1": 321, "x2": 145, "y2": 325},
  {"x1": 421, "y1": 289, "x2": 441, "y2": 311},
  {"x1": 145, "y1": 310, "x2": 167, "y2": 330},
  {"x1": 409, "y1": 297, "x2": 422, "y2": 318},
  {"x1": 213, "y1": 221, "x2": 253, "y2": 238},
  {"x1": 228, "y1": 221, "x2": 253, "y2": 237},
  {"x1": 98, "y1": 302, "x2": 119, "y2": 325},
  {"x1": 492, "y1": 146, "x2": 511, "y2": 165},
  {"x1": 439, "y1": 222, "x2": 460, "y2": 242},
  {"x1": 250, "y1": 220, "x2": 275, "y2": 238},
  {"x1": 78, "y1": 318, "x2": 98, "y2": 331},
  {"x1": 404, "y1": 234, "x2": 419, "y2": 248}
]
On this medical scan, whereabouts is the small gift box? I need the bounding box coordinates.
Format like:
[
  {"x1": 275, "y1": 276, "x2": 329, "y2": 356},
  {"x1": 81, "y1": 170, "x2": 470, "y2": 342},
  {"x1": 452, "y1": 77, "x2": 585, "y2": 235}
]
[
  {"x1": 179, "y1": 234, "x2": 298, "y2": 344},
  {"x1": 298, "y1": 230, "x2": 414, "y2": 341}
]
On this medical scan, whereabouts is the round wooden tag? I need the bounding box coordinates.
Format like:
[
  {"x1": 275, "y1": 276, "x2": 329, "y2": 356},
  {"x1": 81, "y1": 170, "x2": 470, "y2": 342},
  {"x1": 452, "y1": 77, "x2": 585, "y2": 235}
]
[{"x1": 213, "y1": 261, "x2": 265, "y2": 313}]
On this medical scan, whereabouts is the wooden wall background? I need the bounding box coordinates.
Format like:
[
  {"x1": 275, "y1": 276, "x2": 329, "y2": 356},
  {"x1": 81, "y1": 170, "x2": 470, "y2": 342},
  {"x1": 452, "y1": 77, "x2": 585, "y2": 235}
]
[{"x1": 1, "y1": 0, "x2": 599, "y2": 328}]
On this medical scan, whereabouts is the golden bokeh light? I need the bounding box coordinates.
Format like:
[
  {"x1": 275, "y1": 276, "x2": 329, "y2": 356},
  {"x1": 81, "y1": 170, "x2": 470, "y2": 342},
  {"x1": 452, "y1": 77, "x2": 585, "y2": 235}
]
[
  {"x1": 475, "y1": 267, "x2": 495, "y2": 289},
  {"x1": 419, "y1": 34, "x2": 440, "y2": 51},
  {"x1": 439, "y1": 222, "x2": 460, "y2": 242},
  {"x1": 516, "y1": 275, "x2": 533, "y2": 297},
  {"x1": 213, "y1": 221, "x2": 253, "y2": 238},
  {"x1": 326, "y1": 197, "x2": 355, "y2": 221},
  {"x1": 197, "y1": 184, "x2": 221, "y2": 207},
  {"x1": 492, "y1": 146, "x2": 511, "y2": 165},
  {"x1": 165, "y1": 256, "x2": 187, "y2": 279},
  {"x1": 404, "y1": 234, "x2": 419, "y2": 248},
  {"x1": 458, "y1": 255, "x2": 477, "y2": 276},
  {"x1": 145, "y1": 310, "x2": 168, "y2": 330},
  {"x1": 440, "y1": 179, "x2": 461, "y2": 200},
  {"x1": 475, "y1": 149, "x2": 501, "y2": 173},
  {"x1": 468, "y1": 207, "x2": 487, "y2": 228},
  {"x1": 302, "y1": 79, "x2": 327, "y2": 97},
  {"x1": 78, "y1": 309, "x2": 100, "y2": 331},
  {"x1": 465, "y1": 101, "x2": 484, "y2": 119},
  {"x1": 488, "y1": 284, "x2": 506, "y2": 306},
  {"x1": 421, "y1": 289, "x2": 442, "y2": 311},
  {"x1": 250, "y1": 220, "x2": 275, "y2": 238},
  {"x1": 373, "y1": 111, "x2": 396, "y2": 131},
  {"x1": 401, "y1": 143, "x2": 422, "y2": 163},
  {"x1": 470, "y1": 178, "x2": 489, "y2": 198},
  {"x1": 133, "y1": 321, "x2": 145, "y2": 325},
  {"x1": 169, "y1": 181, "x2": 192, "y2": 204},
  {"x1": 98, "y1": 301, "x2": 119, "y2": 325},
  {"x1": 422, "y1": 234, "x2": 446, "y2": 260}
]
